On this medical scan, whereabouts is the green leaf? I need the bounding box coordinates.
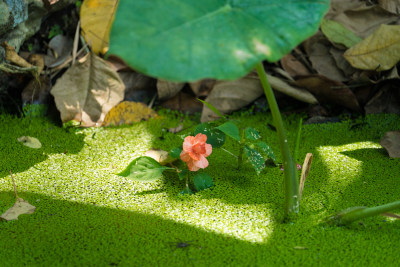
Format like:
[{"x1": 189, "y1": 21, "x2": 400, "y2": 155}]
[
  {"x1": 170, "y1": 147, "x2": 182, "y2": 159},
  {"x1": 321, "y1": 19, "x2": 362, "y2": 48},
  {"x1": 195, "y1": 123, "x2": 225, "y2": 148},
  {"x1": 244, "y1": 127, "x2": 261, "y2": 141},
  {"x1": 216, "y1": 121, "x2": 240, "y2": 142},
  {"x1": 109, "y1": 0, "x2": 330, "y2": 81},
  {"x1": 193, "y1": 173, "x2": 214, "y2": 191},
  {"x1": 244, "y1": 145, "x2": 265, "y2": 175},
  {"x1": 197, "y1": 98, "x2": 226, "y2": 119},
  {"x1": 256, "y1": 141, "x2": 276, "y2": 163},
  {"x1": 117, "y1": 156, "x2": 173, "y2": 182}
]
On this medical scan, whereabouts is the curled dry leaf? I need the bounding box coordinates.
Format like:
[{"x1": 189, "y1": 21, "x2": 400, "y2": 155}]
[
  {"x1": 380, "y1": 131, "x2": 400, "y2": 158},
  {"x1": 378, "y1": 0, "x2": 400, "y2": 15},
  {"x1": 103, "y1": 101, "x2": 157, "y2": 126},
  {"x1": 344, "y1": 24, "x2": 400, "y2": 71},
  {"x1": 44, "y1": 35, "x2": 73, "y2": 68},
  {"x1": 80, "y1": 0, "x2": 118, "y2": 54},
  {"x1": 17, "y1": 136, "x2": 42, "y2": 149},
  {"x1": 51, "y1": 52, "x2": 125, "y2": 127},
  {"x1": 0, "y1": 198, "x2": 36, "y2": 221},
  {"x1": 268, "y1": 75, "x2": 318, "y2": 104},
  {"x1": 295, "y1": 74, "x2": 361, "y2": 111},
  {"x1": 1, "y1": 41, "x2": 33, "y2": 69}
]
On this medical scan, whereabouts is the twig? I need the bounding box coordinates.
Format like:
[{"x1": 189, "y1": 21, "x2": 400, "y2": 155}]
[{"x1": 9, "y1": 170, "x2": 19, "y2": 199}]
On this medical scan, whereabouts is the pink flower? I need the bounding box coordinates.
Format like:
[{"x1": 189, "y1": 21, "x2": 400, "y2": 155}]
[{"x1": 180, "y1": 133, "x2": 212, "y2": 171}]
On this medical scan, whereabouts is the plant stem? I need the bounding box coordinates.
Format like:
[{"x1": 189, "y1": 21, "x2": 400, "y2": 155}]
[
  {"x1": 255, "y1": 62, "x2": 299, "y2": 219},
  {"x1": 327, "y1": 201, "x2": 400, "y2": 226},
  {"x1": 237, "y1": 129, "x2": 245, "y2": 170},
  {"x1": 221, "y1": 148, "x2": 238, "y2": 159}
]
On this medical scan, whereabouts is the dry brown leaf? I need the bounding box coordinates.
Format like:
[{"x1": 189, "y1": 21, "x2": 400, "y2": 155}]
[
  {"x1": 21, "y1": 75, "x2": 51, "y2": 105},
  {"x1": 161, "y1": 92, "x2": 203, "y2": 114},
  {"x1": 365, "y1": 82, "x2": 400, "y2": 114},
  {"x1": 44, "y1": 35, "x2": 73, "y2": 68},
  {"x1": 378, "y1": 0, "x2": 400, "y2": 15},
  {"x1": 51, "y1": 52, "x2": 125, "y2": 127},
  {"x1": 303, "y1": 34, "x2": 349, "y2": 82},
  {"x1": 344, "y1": 24, "x2": 400, "y2": 71},
  {"x1": 295, "y1": 75, "x2": 361, "y2": 111},
  {"x1": 17, "y1": 136, "x2": 42, "y2": 149},
  {"x1": 157, "y1": 80, "x2": 185, "y2": 100},
  {"x1": 299, "y1": 153, "x2": 313, "y2": 200},
  {"x1": 380, "y1": 131, "x2": 400, "y2": 158},
  {"x1": 201, "y1": 74, "x2": 264, "y2": 122},
  {"x1": 268, "y1": 75, "x2": 318, "y2": 104},
  {"x1": 1, "y1": 41, "x2": 34, "y2": 69},
  {"x1": 0, "y1": 198, "x2": 36, "y2": 221},
  {"x1": 329, "y1": 47, "x2": 358, "y2": 79},
  {"x1": 103, "y1": 101, "x2": 157, "y2": 126},
  {"x1": 325, "y1": 0, "x2": 400, "y2": 38},
  {"x1": 280, "y1": 53, "x2": 311, "y2": 78},
  {"x1": 189, "y1": 79, "x2": 216, "y2": 97},
  {"x1": 80, "y1": 0, "x2": 118, "y2": 54}
]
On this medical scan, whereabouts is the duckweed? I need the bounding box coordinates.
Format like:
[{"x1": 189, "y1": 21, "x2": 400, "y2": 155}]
[{"x1": 0, "y1": 112, "x2": 399, "y2": 266}]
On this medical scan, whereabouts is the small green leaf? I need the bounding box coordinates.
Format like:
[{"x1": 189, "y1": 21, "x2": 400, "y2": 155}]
[
  {"x1": 244, "y1": 145, "x2": 265, "y2": 175},
  {"x1": 193, "y1": 173, "x2": 214, "y2": 191},
  {"x1": 245, "y1": 127, "x2": 261, "y2": 141},
  {"x1": 256, "y1": 141, "x2": 277, "y2": 163},
  {"x1": 197, "y1": 98, "x2": 226, "y2": 119},
  {"x1": 170, "y1": 147, "x2": 182, "y2": 159},
  {"x1": 179, "y1": 186, "x2": 194, "y2": 195},
  {"x1": 195, "y1": 123, "x2": 225, "y2": 148},
  {"x1": 321, "y1": 19, "x2": 362, "y2": 48},
  {"x1": 117, "y1": 156, "x2": 173, "y2": 182},
  {"x1": 216, "y1": 121, "x2": 240, "y2": 142}
]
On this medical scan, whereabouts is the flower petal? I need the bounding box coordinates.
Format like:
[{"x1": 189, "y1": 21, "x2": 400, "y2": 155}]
[
  {"x1": 180, "y1": 150, "x2": 191, "y2": 162},
  {"x1": 194, "y1": 155, "x2": 209, "y2": 169},
  {"x1": 204, "y1": 143, "x2": 212, "y2": 156},
  {"x1": 187, "y1": 159, "x2": 200, "y2": 171},
  {"x1": 188, "y1": 151, "x2": 200, "y2": 161},
  {"x1": 182, "y1": 136, "x2": 194, "y2": 152},
  {"x1": 194, "y1": 133, "x2": 207, "y2": 144}
]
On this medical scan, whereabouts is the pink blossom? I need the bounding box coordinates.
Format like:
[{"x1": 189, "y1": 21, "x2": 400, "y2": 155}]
[{"x1": 180, "y1": 133, "x2": 212, "y2": 171}]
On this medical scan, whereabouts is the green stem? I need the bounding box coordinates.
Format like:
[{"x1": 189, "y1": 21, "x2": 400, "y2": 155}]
[
  {"x1": 327, "y1": 201, "x2": 400, "y2": 226},
  {"x1": 237, "y1": 129, "x2": 245, "y2": 170},
  {"x1": 255, "y1": 62, "x2": 299, "y2": 219}
]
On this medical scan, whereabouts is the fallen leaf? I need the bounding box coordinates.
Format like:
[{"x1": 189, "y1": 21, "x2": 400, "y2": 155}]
[
  {"x1": 103, "y1": 101, "x2": 157, "y2": 126},
  {"x1": 299, "y1": 153, "x2": 313, "y2": 200},
  {"x1": 144, "y1": 149, "x2": 176, "y2": 165},
  {"x1": 17, "y1": 136, "x2": 42, "y2": 149},
  {"x1": 21, "y1": 75, "x2": 51, "y2": 105},
  {"x1": 380, "y1": 131, "x2": 400, "y2": 158},
  {"x1": 1, "y1": 41, "x2": 33, "y2": 69},
  {"x1": 321, "y1": 19, "x2": 362, "y2": 48},
  {"x1": 325, "y1": 1, "x2": 400, "y2": 38},
  {"x1": 303, "y1": 33, "x2": 349, "y2": 82},
  {"x1": 0, "y1": 198, "x2": 36, "y2": 221},
  {"x1": 344, "y1": 24, "x2": 400, "y2": 71},
  {"x1": 80, "y1": 0, "x2": 118, "y2": 54},
  {"x1": 280, "y1": 53, "x2": 311, "y2": 78},
  {"x1": 295, "y1": 75, "x2": 361, "y2": 111},
  {"x1": 365, "y1": 82, "x2": 400, "y2": 114},
  {"x1": 161, "y1": 92, "x2": 203, "y2": 114},
  {"x1": 119, "y1": 71, "x2": 157, "y2": 103},
  {"x1": 51, "y1": 52, "x2": 125, "y2": 127},
  {"x1": 378, "y1": 0, "x2": 400, "y2": 15},
  {"x1": 189, "y1": 79, "x2": 215, "y2": 97},
  {"x1": 268, "y1": 75, "x2": 318, "y2": 104},
  {"x1": 201, "y1": 74, "x2": 264, "y2": 122},
  {"x1": 329, "y1": 47, "x2": 358, "y2": 79},
  {"x1": 44, "y1": 35, "x2": 73, "y2": 68},
  {"x1": 157, "y1": 80, "x2": 185, "y2": 100}
]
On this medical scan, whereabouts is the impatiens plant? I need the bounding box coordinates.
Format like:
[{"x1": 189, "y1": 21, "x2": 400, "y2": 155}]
[
  {"x1": 118, "y1": 133, "x2": 215, "y2": 195},
  {"x1": 109, "y1": 0, "x2": 330, "y2": 220}
]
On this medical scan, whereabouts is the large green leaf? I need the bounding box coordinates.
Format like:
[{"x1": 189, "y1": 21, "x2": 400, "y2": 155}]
[
  {"x1": 109, "y1": 0, "x2": 329, "y2": 81},
  {"x1": 117, "y1": 156, "x2": 173, "y2": 182}
]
